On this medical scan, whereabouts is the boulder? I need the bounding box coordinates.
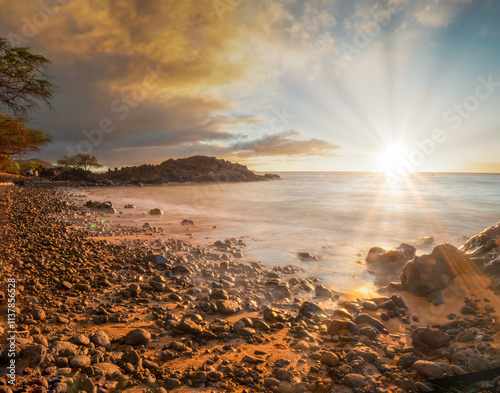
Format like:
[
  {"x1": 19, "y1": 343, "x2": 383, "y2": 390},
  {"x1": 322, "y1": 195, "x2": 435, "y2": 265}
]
[
  {"x1": 401, "y1": 244, "x2": 472, "y2": 296},
  {"x1": 297, "y1": 252, "x2": 318, "y2": 261},
  {"x1": 298, "y1": 302, "x2": 326, "y2": 319},
  {"x1": 412, "y1": 360, "x2": 448, "y2": 379},
  {"x1": 411, "y1": 328, "x2": 451, "y2": 352},
  {"x1": 461, "y1": 222, "x2": 500, "y2": 289},
  {"x1": 315, "y1": 285, "x2": 333, "y2": 298},
  {"x1": 93, "y1": 362, "x2": 122, "y2": 379},
  {"x1": 20, "y1": 344, "x2": 46, "y2": 367},
  {"x1": 320, "y1": 352, "x2": 339, "y2": 367},
  {"x1": 90, "y1": 331, "x2": 110, "y2": 348},
  {"x1": 149, "y1": 208, "x2": 163, "y2": 215},
  {"x1": 366, "y1": 243, "x2": 416, "y2": 264},
  {"x1": 327, "y1": 319, "x2": 359, "y2": 335},
  {"x1": 216, "y1": 300, "x2": 241, "y2": 314},
  {"x1": 125, "y1": 328, "x2": 151, "y2": 346}
]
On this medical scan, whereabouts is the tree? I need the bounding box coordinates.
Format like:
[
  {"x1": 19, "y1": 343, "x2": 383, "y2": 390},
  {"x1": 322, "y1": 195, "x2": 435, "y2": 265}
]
[
  {"x1": 20, "y1": 159, "x2": 41, "y2": 172},
  {"x1": 57, "y1": 154, "x2": 103, "y2": 171},
  {"x1": 0, "y1": 113, "x2": 52, "y2": 156},
  {"x1": 0, "y1": 38, "x2": 55, "y2": 116},
  {"x1": 0, "y1": 155, "x2": 19, "y2": 174}
]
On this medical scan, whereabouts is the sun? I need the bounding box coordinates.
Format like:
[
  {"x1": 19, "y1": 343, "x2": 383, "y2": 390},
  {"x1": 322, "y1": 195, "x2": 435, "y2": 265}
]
[{"x1": 378, "y1": 143, "x2": 408, "y2": 175}]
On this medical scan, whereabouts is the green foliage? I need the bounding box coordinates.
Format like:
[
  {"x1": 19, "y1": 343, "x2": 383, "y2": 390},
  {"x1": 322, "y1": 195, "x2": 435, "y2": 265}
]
[
  {"x1": 0, "y1": 38, "x2": 55, "y2": 116},
  {"x1": 20, "y1": 160, "x2": 40, "y2": 172},
  {"x1": 0, "y1": 114, "x2": 52, "y2": 156},
  {"x1": 57, "y1": 154, "x2": 103, "y2": 171},
  {"x1": 0, "y1": 155, "x2": 20, "y2": 174},
  {"x1": 0, "y1": 114, "x2": 52, "y2": 155}
]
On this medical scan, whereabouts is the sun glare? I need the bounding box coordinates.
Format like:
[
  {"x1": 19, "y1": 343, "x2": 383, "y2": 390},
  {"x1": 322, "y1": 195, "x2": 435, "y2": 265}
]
[{"x1": 378, "y1": 144, "x2": 409, "y2": 175}]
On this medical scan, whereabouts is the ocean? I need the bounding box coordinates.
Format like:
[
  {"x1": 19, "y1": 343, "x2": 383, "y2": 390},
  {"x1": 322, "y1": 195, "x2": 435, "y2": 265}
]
[{"x1": 80, "y1": 172, "x2": 500, "y2": 296}]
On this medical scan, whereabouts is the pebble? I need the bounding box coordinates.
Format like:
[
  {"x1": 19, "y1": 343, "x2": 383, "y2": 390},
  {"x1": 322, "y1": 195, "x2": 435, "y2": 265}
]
[
  {"x1": 412, "y1": 360, "x2": 448, "y2": 379},
  {"x1": 125, "y1": 328, "x2": 151, "y2": 345}
]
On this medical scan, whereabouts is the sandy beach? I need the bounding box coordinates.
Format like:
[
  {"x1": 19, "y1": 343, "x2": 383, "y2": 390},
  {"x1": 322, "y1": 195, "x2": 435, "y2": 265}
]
[{"x1": 0, "y1": 182, "x2": 498, "y2": 393}]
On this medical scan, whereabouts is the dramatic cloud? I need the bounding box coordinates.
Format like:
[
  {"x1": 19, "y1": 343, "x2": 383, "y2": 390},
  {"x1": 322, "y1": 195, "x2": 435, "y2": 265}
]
[
  {"x1": 230, "y1": 130, "x2": 341, "y2": 157},
  {"x1": 0, "y1": 0, "x2": 343, "y2": 167}
]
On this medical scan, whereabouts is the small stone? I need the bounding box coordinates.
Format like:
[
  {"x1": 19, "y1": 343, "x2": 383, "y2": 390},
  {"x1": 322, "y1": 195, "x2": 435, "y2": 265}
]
[
  {"x1": 315, "y1": 285, "x2": 333, "y2": 298},
  {"x1": 456, "y1": 330, "x2": 474, "y2": 343},
  {"x1": 362, "y1": 301, "x2": 379, "y2": 311},
  {"x1": 31, "y1": 307, "x2": 46, "y2": 321},
  {"x1": 216, "y1": 299, "x2": 241, "y2": 314},
  {"x1": 264, "y1": 378, "x2": 280, "y2": 387},
  {"x1": 90, "y1": 331, "x2": 110, "y2": 348},
  {"x1": 411, "y1": 328, "x2": 450, "y2": 352},
  {"x1": 70, "y1": 355, "x2": 91, "y2": 368},
  {"x1": 164, "y1": 378, "x2": 181, "y2": 390},
  {"x1": 320, "y1": 351, "x2": 339, "y2": 367},
  {"x1": 412, "y1": 360, "x2": 448, "y2": 379},
  {"x1": 397, "y1": 353, "x2": 421, "y2": 369},
  {"x1": 20, "y1": 344, "x2": 46, "y2": 367},
  {"x1": 461, "y1": 305, "x2": 477, "y2": 315},
  {"x1": 61, "y1": 281, "x2": 73, "y2": 290},
  {"x1": 94, "y1": 362, "x2": 122, "y2": 378},
  {"x1": 344, "y1": 374, "x2": 365, "y2": 388},
  {"x1": 468, "y1": 354, "x2": 488, "y2": 372},
  {"x1": 125, "y1": 328, "x2": 151, "y2": 346},
  {"x1": 297, "y1": 252, "x2": 318, "y2": 261}
]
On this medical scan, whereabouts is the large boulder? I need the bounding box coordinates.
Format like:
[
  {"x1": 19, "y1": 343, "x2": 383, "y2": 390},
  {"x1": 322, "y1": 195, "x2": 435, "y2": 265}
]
[
  {"x1": 461, "y1": 222, "x2": 500, "y2": 289},
  {"x1": 400, "y1": 244, "x2": 472, "y2": 296}
]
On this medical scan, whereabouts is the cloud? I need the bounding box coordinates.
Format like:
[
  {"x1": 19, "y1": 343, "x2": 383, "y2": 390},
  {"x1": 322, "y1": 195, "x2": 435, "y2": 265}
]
[
  {"x1": 0, "y1": 0, "x2": 361, "y2": 169},
  {"x1": 230, "y1": 130, "x2": 341, "y2": 157},
  {"x1": 414, "y1": 3, "x2": 458, "y2": 27},
  {"x1": 462, "y1": 161, "x2": 500, "y2": 173}
]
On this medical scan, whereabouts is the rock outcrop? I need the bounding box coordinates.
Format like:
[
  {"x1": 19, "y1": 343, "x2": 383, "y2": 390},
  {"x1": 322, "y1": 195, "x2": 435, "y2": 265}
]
[
  {"x1": 461, "y1": 222, "x2": 500, "y2": 290},
  {"x1": 400, "y1": 244, "x2": 472, "y2": 296},
  {"x1": 103, "y1": 156, "x2": 280, "y2": 185}
]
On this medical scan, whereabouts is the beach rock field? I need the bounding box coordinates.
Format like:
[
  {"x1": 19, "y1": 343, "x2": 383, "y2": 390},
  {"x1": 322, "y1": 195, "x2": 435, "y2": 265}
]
[{"x1": 0, "y1": 184, "x2": 499, "y2": 393}]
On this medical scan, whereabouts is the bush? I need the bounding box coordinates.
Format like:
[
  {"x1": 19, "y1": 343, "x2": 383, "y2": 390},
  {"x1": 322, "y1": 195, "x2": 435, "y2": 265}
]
[{"x1": 0, "y1": 155, "x2": 20, "y2": 174}]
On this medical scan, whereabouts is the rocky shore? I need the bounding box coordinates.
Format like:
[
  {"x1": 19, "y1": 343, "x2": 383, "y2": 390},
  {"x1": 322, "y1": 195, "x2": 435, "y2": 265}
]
[{"x1": 1, "y1": 184, "x2": 500, "y2": 393}]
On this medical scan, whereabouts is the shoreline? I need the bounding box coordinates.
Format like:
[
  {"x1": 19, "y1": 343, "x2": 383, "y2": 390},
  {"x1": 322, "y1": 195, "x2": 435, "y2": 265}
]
[{"x1": 0, "y1": 183, "x2": 499, "y2": 392}]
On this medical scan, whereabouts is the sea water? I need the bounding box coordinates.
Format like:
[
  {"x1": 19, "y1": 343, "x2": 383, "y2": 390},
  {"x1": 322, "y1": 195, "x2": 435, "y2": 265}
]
[{"x1": 81, "y1": 172, "x2": 500, "y2": 295}]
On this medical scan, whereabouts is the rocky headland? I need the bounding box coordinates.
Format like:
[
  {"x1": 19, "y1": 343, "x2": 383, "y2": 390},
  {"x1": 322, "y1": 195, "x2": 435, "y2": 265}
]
[
  {"x1": 0, "y1": 184, "x2": 499, "y2": 393},
  {"x1": 33, "y1": 156, "x2": 280, "y2": 186}
]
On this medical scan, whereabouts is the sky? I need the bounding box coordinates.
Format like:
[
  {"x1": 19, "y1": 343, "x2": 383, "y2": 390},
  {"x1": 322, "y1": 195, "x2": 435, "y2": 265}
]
[{"x1": 0, "y1": 0, "x2": 499, "y2": 172}]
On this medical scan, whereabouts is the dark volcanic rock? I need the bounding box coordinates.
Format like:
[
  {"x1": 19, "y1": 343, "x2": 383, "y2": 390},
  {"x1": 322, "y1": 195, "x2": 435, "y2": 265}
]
[
  {"x1": 216, "y1": 299, "x2": 241, "y2": 314},
  {"x1": 327, "y1": 319, "x2": 359, "y2": 335},
  {"x1": 366, "y1": 243, "x2": 416, "y2": 264},
  {"x1": 102, "y1": 156, "x2": 276, "y2": 184},
  {"x1": 461, "y1": 222, "x2": 500, "y2": 289},
  {"x1": 298, "y1": 302, "x2": 326, "y2": 318},
  {"x1": 400, "y1": 244, "x2": 472, "y2": 296},
  {"x1": 125, "y1": 328, "x2": 151, "y2": 346},
  {"x1": 411, "y1": 328, "x2": 451, "y2": 352}
]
